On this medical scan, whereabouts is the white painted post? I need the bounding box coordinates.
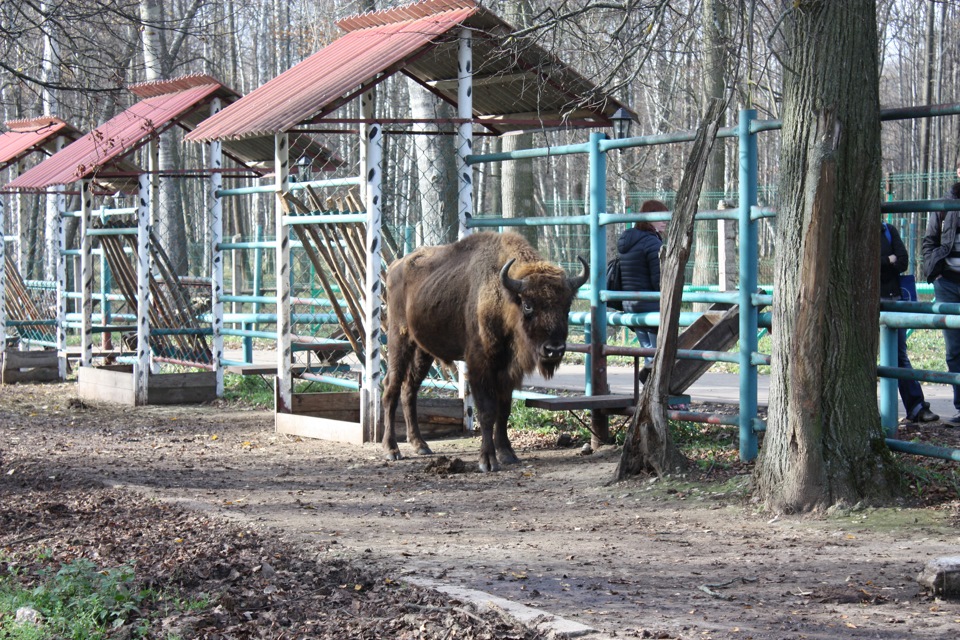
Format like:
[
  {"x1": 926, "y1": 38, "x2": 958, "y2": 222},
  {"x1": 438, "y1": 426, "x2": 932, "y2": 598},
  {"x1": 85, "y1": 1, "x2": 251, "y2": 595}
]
[
  {"x1": 0, "y1": 194, "x2": 6, "y2": 369},
  {"x1": 79, "y1": 179, "x2": 93, "y2": 367},
  {"x1": 148, "y1": 138, "x2": 159, "y2": 375},
  {"x1": 209, "y1": 98, "x2": 225, "y2": 397},
  {"x1": 15, "y1": 159, "x2": 25, "y2": 270},
  {"x1": 361, "y1": 121, "x2": 383, "y2": 439},
  {"x1": 457, "y1": 26, "x2": 475, "y2": 431},
  {"x1": 54, "y1": 187, "x2": 66, "y2": 378},
  {"x1": 359, "y1": 90, "x2": 373, "y2": 204},
  {"x1": 135, "y1": 173, "x2": 152, "y2": 405},
  {"x1": 51, "y1": 188, "x2": 67, "y2": 380},
  {"x1": 275, "y1": 134, "x2": 292, "y2": 413}
]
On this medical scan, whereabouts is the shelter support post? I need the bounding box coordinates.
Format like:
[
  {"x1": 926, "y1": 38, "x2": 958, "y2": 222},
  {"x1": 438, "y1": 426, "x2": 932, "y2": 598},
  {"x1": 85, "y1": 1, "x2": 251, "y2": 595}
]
[
  {"x1": 737, "y1": 110, "x2": 759, "y2": 461},
  {"x1": 457, "y1": 26, "x2": 475, "y2": 432},
  {"x1": 55, "y1": 194, "x2": 66, "y2": 377},
  {"x1": 209, "y1": 97, "x2": 225, "y2": 397},
  {"x1": 0, "y1": 195, "x2": 5, "y2": 367},
  {"x1": 135, "y1": 173, "x2": 152, "y2": 405},
  {"x1": 79, "y1": 179, "x2": 93, "y2": 367},
  {"x1": 275, "y1": 134, "x2": 292, "y2": 413},
  {"x1": 361, "y1": 121, "x2": 383, "y2": 440}
]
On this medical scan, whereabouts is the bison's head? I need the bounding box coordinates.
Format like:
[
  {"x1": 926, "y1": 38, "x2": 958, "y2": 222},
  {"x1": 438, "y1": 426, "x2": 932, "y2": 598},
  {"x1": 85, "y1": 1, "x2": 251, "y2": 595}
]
[{"x1": 500, "y1": 256, "x2": 589, "y2": 378}]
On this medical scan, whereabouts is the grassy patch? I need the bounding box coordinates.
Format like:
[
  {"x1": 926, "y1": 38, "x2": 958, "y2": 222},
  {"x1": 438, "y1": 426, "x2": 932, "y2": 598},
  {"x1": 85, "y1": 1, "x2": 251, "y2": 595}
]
[{"x1": 0, "y1": 556, "x2": 206, "y2": 640}]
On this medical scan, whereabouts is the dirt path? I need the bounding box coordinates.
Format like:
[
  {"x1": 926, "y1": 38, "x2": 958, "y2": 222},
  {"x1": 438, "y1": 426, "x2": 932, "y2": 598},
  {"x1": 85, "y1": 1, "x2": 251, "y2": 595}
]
[{"x1": 2, "y1": 382, "x2": 960, "y2": 638}]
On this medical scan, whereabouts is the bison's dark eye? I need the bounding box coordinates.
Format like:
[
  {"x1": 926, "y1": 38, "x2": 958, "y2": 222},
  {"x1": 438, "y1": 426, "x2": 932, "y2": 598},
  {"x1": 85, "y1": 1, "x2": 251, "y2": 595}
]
[{"x1": 521, "y1": 300, "x2": 534, "y2": 316}]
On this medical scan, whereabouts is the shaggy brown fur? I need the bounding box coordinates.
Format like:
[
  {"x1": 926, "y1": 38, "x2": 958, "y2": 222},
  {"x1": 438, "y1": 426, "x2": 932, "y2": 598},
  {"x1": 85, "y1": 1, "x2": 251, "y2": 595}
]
[{"x1": 381, "y1": 232, "x2": 587, "y2": 472}]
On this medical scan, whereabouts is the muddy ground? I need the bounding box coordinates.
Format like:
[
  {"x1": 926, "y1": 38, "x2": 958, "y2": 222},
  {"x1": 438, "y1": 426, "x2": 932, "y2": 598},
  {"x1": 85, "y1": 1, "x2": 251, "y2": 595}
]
[{"x1": 1, "y1": 381, "x2": 960, "y2": 639}]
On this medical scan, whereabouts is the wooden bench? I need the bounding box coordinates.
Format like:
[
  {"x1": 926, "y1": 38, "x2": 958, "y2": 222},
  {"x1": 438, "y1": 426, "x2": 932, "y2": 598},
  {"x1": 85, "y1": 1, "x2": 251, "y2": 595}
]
[{"x1": 524, "y1": 393, "x2": 691, "y2": 416}]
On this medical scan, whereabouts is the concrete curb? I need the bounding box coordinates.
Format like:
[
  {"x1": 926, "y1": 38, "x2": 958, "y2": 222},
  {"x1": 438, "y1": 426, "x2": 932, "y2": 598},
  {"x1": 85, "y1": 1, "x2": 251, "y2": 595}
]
[{"x1": 406, "y1": 576, "x2": 616, "y2": 639}]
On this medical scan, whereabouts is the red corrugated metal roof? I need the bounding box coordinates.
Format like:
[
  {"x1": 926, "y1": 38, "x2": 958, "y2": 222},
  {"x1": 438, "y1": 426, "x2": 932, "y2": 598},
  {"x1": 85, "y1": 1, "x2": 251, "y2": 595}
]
[
  {"x1": 187, "y1": 0, "x2": 631, "y2": 143},
  {"x1": 188, "y1": 1, "x2": 477, "y2": 142},
  {"x1": 7, "y1": 82, "x2": 225, "y2": 191},
  {"x1": 0, "y1": 117, "x2": 82, "y2": 170}
]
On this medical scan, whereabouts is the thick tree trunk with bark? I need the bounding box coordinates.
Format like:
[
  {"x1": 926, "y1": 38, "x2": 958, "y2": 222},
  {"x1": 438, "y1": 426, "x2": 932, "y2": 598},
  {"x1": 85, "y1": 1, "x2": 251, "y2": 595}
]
[
  {"x1": 615, "y1": 99, "x2": 725, "y2": 480},
  {"x1": 755, "y1": 0, "x2": 900, "y2": 513}
]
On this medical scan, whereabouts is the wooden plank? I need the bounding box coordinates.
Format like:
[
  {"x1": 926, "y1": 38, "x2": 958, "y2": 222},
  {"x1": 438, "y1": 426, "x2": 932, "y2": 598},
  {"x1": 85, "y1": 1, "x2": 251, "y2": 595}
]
[
  {"x1": 669, "y1": 305, "x2": 740, "y2": 395},
  {"x1": 1, "y1": 367, "x2": 62, "y2": 384},
  {"x1": 77, "y1": 367, "x2": 216, "y2": 405},
  {"x1": 676, "y1": 312, "x2": 723, "y2": 350},
  {"x1": 276, "y1": 412, "x2": 365, "y2": 445},
  {"x1": 286, "y1": 393, "x2": 464, "y2": 441},
  {"x1": 78, "y1": 366, "x2": 135, "y2": 404},
  {"x1": 525, "y1": 394, "x2": 635, "y2": 411},
  {"x1": 147, "y1": 372, "x2": 217, "y2": 404},
  {"x1": 3, "y1": 350, "x2": 59, "y2": 369},
  {"x1": 149, "y1": 371, "x2": 218, "y2": 390},
  {"x1": 147, "y1": 383, "x2": 217, "y2": 405},
  {"x1": 225, "y1": 364, "x2": 277, "y2": 375},
  {"x1": 525, "y1": 394, "x2": 693, "y2": 413}
]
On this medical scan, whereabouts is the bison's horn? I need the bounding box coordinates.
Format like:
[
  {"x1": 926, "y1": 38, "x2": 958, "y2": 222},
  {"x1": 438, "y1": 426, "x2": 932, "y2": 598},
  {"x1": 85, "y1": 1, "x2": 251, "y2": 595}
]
[
  {"x1": 499, "y1": 258, "x2": 526, "y2": 294},
  {"x1": 567, "y1": 256, "x2": 589, "y2": 290}
]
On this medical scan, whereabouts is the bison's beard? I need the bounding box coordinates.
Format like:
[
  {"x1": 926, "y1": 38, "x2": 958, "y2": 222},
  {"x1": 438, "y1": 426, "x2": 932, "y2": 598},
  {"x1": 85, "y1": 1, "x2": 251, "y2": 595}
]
[{"x1": 537, "y1": 358, "x2": 562, "y2": 379}]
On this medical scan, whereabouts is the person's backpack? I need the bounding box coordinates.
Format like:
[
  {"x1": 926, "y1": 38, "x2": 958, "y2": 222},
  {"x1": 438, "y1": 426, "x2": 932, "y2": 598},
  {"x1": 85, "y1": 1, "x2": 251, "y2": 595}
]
[
  {"x1": 605, "y1": 257, "x2": 623, "y2": 311},
  {"x1": 883, "y1": 222, "x2": 919, "y2": 300}
]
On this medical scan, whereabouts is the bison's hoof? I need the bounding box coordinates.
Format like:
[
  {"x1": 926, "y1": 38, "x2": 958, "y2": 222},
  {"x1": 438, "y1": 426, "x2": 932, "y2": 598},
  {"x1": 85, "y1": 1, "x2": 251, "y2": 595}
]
[
  {"x1": 384, "y1": 449, "x2": 403, "y2": 461},
  {"x1": 415, "y1": 444, "x2": 434, "y2": 456},
  {"x1": 478, "y1": 455, "x2": 501, "y2": 473},
  {"x1": 497, "y1": 449, "x2": 521, "y2": 466}
]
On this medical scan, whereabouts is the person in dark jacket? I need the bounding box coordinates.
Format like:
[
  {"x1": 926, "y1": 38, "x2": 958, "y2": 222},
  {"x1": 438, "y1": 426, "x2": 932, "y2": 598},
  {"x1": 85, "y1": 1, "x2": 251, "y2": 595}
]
[
  {"x1": 882, "y1": 222, "x2": 937, "y2": 424},
  {"x1": 921, "y1": 167, "x2": 960, "y2": 426},
  {"x1": 617, "y1": 199, "x2": 668, "y2": 365}
]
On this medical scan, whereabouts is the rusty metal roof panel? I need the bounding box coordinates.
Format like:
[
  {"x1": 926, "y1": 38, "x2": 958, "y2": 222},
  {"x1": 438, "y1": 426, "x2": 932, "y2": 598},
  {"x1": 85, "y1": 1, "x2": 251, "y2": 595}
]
[
  {"x1": 0, "y1": 117, "x2": 83, "y2": 170},
  {"x1": 188, "y1": 0, "x2": 630, "y2": 142},
  {"x1": 188, "y1": 3, "x2": 478, "y2": 142},
  {"x1": 7, "y1": 82, "x2": 226, "y2": 191}
]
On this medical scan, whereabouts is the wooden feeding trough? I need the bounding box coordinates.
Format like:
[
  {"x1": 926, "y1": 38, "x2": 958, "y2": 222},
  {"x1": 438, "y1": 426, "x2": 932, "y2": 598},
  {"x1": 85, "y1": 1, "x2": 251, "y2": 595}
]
[
  {"x1": 2, "y1": 255, "x2": 64, "y2": 384},
  {"x1": 77, "y1": 364, "x2": 216, "y2": 405},
  {"x1": 276, "y1": 388, "x2": 465, "y2": 446},
  {"x1": 1, "y1": 348, "x2": 61, "y2": 384},
  {"x1": 76, "y1": 219, "x2": 217, "y2": 406}
]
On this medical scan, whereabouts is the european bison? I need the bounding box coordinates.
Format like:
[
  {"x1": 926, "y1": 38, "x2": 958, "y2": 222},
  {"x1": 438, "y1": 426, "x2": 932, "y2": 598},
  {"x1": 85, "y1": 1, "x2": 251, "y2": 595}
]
[{"x1": 381, "y1": 232, "x2": 588, "y2": 472}]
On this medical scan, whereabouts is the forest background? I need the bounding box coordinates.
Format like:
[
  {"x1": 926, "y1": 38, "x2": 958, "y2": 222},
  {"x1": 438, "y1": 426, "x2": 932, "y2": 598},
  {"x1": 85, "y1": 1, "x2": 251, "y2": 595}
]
[{"x1": 2, "y1": 0, "x2": 959, "y2": 291}]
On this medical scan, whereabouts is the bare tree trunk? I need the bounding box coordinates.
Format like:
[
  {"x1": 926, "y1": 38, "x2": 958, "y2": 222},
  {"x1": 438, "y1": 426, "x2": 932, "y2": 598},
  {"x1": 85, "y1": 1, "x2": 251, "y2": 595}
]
[
  {"x1": 918, "y1": 1, "x2": 936, "y2": 199},
  {"x1": 500, "y1": 0, "x2": 537, "y2": 248},
  {"x1": 502, "y1": 133, "x2": 537, "y2": 247},
  {"x1": 755, "y1": 0, "x2": 900, "y2": 513},
  {"x1": 614, "y1": 100, "x2": 725, "y2": 481},
  {"x1": 407, "y1": 79, "x2": 458, "y2": 245},
  {"x1": 694, "y1": 0, "x2": 731, "y2": 302}
]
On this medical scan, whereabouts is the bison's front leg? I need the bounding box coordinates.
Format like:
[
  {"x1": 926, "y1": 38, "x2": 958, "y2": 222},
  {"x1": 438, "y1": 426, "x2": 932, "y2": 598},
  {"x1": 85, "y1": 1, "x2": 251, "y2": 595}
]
[
  {"x1": 494, "y1": 393, "x2": 520, "y2": 465},
  {"x1": 474, "y1": 393, "x2": 501, "y2": 472}
]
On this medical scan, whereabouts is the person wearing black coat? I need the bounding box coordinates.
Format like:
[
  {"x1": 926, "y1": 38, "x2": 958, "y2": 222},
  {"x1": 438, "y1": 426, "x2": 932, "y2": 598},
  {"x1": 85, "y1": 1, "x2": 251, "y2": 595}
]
[
  {"x1": 617, "y1": 199, "x2": 668, "y2": 365},
  {"x1": 883, "y1": 221, "x2": 937, "y2": 424},
  {"x1": 921, "y1": 167, "x2": 960, "y2": 426}
]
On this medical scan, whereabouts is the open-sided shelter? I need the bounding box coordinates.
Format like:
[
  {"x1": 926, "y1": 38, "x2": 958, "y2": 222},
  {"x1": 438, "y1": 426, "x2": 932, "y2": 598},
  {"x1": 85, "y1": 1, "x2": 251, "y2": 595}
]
[
  {"x1": 1, "y1": 116, "x2": 84, "y2": 382},
  {"x1": 186, "y1": 0, "x2": 632, "y2": 443},
  {"x1": 6, "y1": 74, "x2": 341, "y2": 404}
]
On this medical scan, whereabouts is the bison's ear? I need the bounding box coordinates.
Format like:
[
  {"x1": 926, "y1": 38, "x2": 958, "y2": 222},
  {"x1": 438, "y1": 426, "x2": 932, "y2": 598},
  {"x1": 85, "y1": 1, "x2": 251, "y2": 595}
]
[
  {"x1": 500, "y1": 258, "x2": 527, "y2": 294},
  {"x1": 566, "y1": 256, "x2": 589, "y2": 290}
]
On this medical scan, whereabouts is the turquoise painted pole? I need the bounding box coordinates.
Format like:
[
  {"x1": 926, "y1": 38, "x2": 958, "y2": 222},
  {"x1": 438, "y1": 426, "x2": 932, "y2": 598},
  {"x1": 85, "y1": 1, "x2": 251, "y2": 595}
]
[
  {"x1": 587, "y1": 132, "x2": 608, "y2": 445},
  {"x1": 738, "y1": 110, "x2": 759, "y2": 461},
  {"x1": 879, "y1": 325, "x2": 899, "y2": 435}
]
